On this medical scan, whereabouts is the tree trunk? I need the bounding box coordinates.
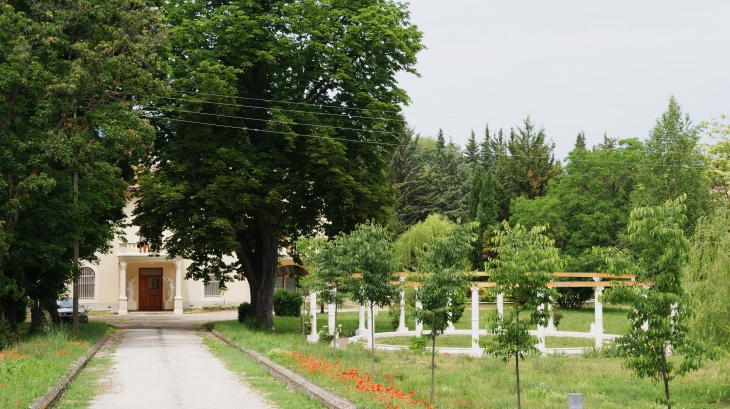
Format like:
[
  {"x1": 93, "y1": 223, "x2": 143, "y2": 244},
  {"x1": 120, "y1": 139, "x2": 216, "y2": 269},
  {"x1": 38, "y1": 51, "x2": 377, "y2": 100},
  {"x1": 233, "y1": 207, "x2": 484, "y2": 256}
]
[
  {"x1": 370, "y1": 304, "x2": 375, "y2": 376},
  {"x1": 516, "y1": 354, "x2": 522, "y2": 409},
  {"x1": 662, "y1": 348, "x2": 671, "y2": 409},
  {"x1": 41, "y1": 299, "x2": 60, "y2": 325},
  {"x1": 238, "y1": 229, "x2": 279, "y2": 330},
  {"x1": 431, "y1": 333, "x2": 436, "y2": 405},
  {"x1": 2, "y1": 297, "x2": 18, "y2": 337},
  {"x1": 30, "y1": 298, "x2": 43, "y2": 331},
  {"x1": 73, "y1": 168, "x2": 79, "y2": 335}
]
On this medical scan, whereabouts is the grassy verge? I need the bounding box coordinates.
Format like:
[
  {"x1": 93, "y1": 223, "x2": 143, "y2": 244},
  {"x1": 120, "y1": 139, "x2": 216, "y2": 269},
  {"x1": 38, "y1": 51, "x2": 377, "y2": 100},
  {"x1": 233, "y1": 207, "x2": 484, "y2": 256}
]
[
  {"x1": 213, "y1": 316, "x2": 730, "y2": 409},
  {"x1": 0, "y1": 322, "x2": 110, "y2": 406},
  {"x1": 55, "y1": 336, "x2": 117, "y2": 409},
  {"x1": 203, "y1": 334, "x2": 325, "y2": 409}
]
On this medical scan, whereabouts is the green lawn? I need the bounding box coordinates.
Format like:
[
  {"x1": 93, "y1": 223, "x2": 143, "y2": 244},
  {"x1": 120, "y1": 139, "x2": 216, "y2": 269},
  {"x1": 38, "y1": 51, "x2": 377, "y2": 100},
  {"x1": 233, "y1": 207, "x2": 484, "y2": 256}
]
[
  {"x1": 0, "y1": 322, "x2": 110, "y2": 406},
  {"x1": 376, "y1": 335, "x2": 595, "y2": 349},
  {"x1": 212, "y1": 316, "x2": 730, "y2": 409}
]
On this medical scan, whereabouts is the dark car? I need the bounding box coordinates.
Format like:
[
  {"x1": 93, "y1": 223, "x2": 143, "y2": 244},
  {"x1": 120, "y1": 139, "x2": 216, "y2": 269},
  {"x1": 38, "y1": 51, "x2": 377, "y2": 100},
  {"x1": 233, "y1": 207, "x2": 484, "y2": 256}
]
[{"x1": 57, "y1": 299, "x2": 89, "y2": 323}]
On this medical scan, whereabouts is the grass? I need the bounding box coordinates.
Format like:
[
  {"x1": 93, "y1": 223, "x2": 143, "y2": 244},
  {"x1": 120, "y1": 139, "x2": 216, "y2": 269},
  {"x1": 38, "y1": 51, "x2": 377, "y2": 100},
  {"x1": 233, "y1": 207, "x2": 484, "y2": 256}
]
[
  {"x1": 375, "y1": 335, "x2": 595, "y2": 349},
  {"x1": 0, "y1": 322, "x2": 110, "y2": 406},
  {"x1": 54, "y1": 337, "x2": 117, "y2": 409},
  {"x1": 213, "y1": 315, "x2": 730, "y2": 409},
  {"x1": 203, "y1": 334, "x2": 325, "y2": 408}
]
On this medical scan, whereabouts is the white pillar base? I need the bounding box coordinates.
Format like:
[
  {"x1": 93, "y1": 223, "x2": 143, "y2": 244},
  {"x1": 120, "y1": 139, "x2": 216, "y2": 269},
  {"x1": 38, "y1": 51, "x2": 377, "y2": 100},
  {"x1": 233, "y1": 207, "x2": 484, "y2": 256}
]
[
  {"x1": 118, "y1": 298, "x2": 128, "y2": 315},
  {"x1": 174, "y1": 297, "x2": 183, "y2": 315}
]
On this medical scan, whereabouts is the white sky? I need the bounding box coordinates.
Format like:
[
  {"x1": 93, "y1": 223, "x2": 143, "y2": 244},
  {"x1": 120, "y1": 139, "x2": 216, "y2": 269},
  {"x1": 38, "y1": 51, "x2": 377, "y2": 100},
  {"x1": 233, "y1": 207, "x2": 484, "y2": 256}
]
[{"x1": 395, "y1": 0, "x2": 730, "y2": 160}]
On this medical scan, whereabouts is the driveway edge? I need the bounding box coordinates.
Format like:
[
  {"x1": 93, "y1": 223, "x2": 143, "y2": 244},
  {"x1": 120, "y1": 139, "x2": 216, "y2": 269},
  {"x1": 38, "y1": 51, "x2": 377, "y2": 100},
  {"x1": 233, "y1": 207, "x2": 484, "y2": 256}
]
[
  {"x1": 208, "y1": 328, "x2": 356, "y2": 409},
  {"x1": 29, "y1": 332, "x2": 111, "y2": 409}
]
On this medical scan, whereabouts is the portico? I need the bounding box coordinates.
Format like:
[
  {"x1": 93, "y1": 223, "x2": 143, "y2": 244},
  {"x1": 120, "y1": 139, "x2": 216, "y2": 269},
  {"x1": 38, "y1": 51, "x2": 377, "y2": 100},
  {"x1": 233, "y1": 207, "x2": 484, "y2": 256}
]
[{"x1": 117, "y1": 242, "x2": 184, "y2": 315}]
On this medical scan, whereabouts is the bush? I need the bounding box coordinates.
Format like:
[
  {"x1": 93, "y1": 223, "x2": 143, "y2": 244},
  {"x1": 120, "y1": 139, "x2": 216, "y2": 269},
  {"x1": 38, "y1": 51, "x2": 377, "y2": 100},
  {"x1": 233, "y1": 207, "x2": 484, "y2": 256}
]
[
  {"x1": 16, "y1": 298, "x2": 28, "y2": 324},
  {"x1": 0, "y1": 313, "x2": 13, "y2": 351},
  {"x1": 297, "y1": 313, "x2": 312, "y2": 335},
  {"x1": 409, "y1": 336, "x2": 427, "y2": 354},
  {"x1": 555, "y1": 287, "x2": 593, "y2": 309},
  {"x1": 237, "y1": 302, "x2": 252, "y2": 323},
  {"x1": 273, "y1": 289, "x2": 303, "y2": 317},
  {"x1": 203, "y1": 303, "x2": 238, "y2": 311}
]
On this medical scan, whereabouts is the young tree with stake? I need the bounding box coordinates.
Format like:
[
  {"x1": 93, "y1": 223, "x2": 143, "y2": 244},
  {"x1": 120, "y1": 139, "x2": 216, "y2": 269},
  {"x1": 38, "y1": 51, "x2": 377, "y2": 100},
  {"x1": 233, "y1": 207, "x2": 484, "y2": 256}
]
[
  {"x1": 412, "y1": 223, "x2": 474, "y2": 404},
  {"x1": 483, "y1": 222, "x2": 562, "y2": 409},
  {"x1": 597, "y1": 195, "x2": 709, "y2": 409},
  {"x1": 347, "y1": 223, "x2": 398, "y2": 376}
]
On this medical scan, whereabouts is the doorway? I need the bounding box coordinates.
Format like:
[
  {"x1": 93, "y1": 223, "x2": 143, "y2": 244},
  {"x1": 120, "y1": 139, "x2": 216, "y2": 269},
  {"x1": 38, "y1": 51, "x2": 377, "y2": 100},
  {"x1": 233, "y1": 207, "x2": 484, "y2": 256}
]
[{"x1": 139, "y1": 268, "x2": 163, "y2": 311}]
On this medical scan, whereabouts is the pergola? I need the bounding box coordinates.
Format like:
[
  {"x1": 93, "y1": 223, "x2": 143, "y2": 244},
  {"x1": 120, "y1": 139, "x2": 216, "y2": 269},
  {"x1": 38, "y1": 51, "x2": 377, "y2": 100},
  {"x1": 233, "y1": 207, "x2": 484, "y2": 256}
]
[{"x1": 306, "y1": 272, "x2": 649, "y2": 356}]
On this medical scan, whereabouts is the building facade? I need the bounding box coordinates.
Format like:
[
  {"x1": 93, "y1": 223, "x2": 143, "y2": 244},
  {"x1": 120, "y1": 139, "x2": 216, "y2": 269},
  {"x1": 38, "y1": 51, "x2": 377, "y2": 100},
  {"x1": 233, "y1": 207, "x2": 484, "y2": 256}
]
[{"x1": 78, "y1": 199, "x2": 296, "y2": 314}]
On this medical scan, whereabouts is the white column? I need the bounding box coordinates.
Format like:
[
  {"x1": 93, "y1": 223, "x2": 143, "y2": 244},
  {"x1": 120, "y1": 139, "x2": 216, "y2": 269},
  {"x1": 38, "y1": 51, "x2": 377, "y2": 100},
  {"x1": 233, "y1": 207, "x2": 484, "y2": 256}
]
[
  {"x1": 367, "y1": 303, "x2": 374, "y2": 347},
  {"x1": 174, "y1": 259, "x2": 183, "y2": 314},
  {"x1": 415, "y1": 287, "x2": 423, "y2": 337},
  {"x1": 594, "y1": 279, "x2": 604, "y2": 349},
  {"x1": 327, "y1": 288, "x2": 337, "y2": 338},
  {"x1": 497, "y1": 292, "x2": 504, "y2": 318},
  {"x1": 547, "y1": 298, "x2": 556, "y2": 332},
  {"x1": 307, "y1": 291, "x2": 319, "y2": 343},
  {"x1": 471, "y1": 286, "x2": 482, "y2": 357},
  {"x1": 397, "y1": 276, "x2": 407, "y2": 332},
  {"x1": 356, "y1": 303, "x2": 366, "y2": 335},
  {"x1": 536, "y1": 295, "x2": 546, "y2": 354},
  {"x1": 118, "y1": 261, "x2": 128, "y2": 315},
  {"x1": 447, "y1": 296, "x2": 455, "y2": 331},
  {"x1": 641, "y1": 285, "x2": 650, "y2": 331}
]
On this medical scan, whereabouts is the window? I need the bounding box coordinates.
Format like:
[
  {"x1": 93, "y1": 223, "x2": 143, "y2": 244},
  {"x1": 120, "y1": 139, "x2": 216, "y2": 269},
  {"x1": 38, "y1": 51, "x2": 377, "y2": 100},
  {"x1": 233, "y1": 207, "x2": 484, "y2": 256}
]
[
  {"x1": 205, "y1": 273, "x2": 222, "y2": 297},
  {"x1": 79, "y1": 267, "x2": 95, "y2": 299}
]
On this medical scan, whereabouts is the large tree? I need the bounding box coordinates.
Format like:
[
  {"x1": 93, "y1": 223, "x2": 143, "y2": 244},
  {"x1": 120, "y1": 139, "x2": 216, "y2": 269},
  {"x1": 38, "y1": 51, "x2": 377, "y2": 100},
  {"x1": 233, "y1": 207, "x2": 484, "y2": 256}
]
[
  {"x1": 0, "y1": 0, "x2": 164, "y2": 329},
  {"x1": 134, "y1": 0, "x2": 424, "y2": 328},
  {"x1": 631, "y1": 97, "x2": 711, "y2": 235}
]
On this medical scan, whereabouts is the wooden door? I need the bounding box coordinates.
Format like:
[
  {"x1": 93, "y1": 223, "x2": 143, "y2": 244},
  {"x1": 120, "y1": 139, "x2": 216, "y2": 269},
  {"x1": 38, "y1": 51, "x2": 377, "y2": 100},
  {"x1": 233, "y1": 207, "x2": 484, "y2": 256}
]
[{"x1": 139, "y1": 276, "x2": 163, "y2": 311}]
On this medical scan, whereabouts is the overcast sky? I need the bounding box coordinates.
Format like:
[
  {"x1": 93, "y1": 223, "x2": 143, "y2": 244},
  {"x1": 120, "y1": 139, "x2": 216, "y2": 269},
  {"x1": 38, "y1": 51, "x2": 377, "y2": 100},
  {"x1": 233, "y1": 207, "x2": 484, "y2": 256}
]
[{"x1": 394, "y1": 0, "x2": 730, "y2": 160}]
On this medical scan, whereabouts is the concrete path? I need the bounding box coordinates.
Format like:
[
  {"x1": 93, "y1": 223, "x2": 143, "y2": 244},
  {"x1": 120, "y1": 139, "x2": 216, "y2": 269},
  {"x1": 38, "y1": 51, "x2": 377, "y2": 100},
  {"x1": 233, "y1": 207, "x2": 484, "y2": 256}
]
[{"x1": 89, "y1": 327, "x2": 275, "y2": 409}]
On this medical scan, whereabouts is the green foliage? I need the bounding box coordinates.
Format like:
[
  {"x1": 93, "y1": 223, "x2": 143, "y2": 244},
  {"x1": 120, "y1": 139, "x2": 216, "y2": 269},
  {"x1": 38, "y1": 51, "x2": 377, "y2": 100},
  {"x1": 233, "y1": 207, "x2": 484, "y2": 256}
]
[
  {"x1": 552, "y1": 310, "x2": 563, "y2": 330},
  {"x1": 135, "y1": 0, "x2": 423, "y2": 329},
  {"x1": 346, "y1": 222, "x2": 398, "y2": 375},
  {"x1": 409, "y1": 336, "x2": 427, "y2": 354},
  {"x1": 273, "y1": 290, "x2": 303, "y2": 318},
  {"x1": 686, "y1": 204, "x2": 730, "y2": 350},
  {"x1": 631, "y1": 97, "x2": 711, "y2": 236},
  {"x1": 702, "y1": 114, "x2": 730, "y2": 198},
  {"x1": 510, "y1": 138, "x2": 643, "y2": 257},
  {"x1": 0, "y1": 313, "x2": 12, "y2": 351},
  {"x1": 598, "y1": 195, "x2": 708, "y2": 408},
  {"x1": 484, "y1": 222, "x2": 563, "y2": 409},
  {"x1": 237, "y1": 302, "x2": 252, "y2": 323},
  {"x1": 393, "y1": 214, "x2": 455, "y2": 270},
  {"x1": 411, "y1": 222, "x2": 475, "y2": 403}
]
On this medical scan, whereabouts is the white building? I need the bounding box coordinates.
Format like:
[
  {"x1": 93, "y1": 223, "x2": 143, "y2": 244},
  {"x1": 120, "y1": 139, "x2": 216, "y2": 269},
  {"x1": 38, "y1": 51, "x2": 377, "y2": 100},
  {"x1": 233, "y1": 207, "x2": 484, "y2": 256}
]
[{"x1": 77, "y1": 199, "x2": 299, "y2": 314}]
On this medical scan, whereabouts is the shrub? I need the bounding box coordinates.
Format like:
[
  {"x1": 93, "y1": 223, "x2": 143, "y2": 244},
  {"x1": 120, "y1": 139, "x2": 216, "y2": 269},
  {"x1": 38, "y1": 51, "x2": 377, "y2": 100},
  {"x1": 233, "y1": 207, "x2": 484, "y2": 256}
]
[
  {"x1": 203, "y1": 303, "x2": 238, "y2": 311},
  {"x1": 409, "y1": 336, "x2": 427, "y2": 354},
  {"x1": 297, "y1": 313, "x2": 312, "y2": 335},
  {"x1": 552, "y1": 310, "x2": 564, "y2": 330},
  {"x1": 237, "y1": 302, "x2": 252, "y2": 323},
  {"x1": 273, "y1": 289, "x2": 303, "y2": 317},
  {"x1": 555, "y1": 287, "x2": 593, "y2": 309},
  {"x1": 0, "y1": 313, "x2": 13, "y2": 351}
]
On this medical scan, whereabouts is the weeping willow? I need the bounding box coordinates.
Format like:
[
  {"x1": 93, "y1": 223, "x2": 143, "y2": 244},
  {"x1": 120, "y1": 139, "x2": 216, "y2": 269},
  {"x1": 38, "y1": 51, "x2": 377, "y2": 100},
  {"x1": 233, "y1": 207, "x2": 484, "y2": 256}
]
[
  {"x1": 393, "y1": 214, "x2": 454, "y2": 271},
  {"x1": 686, "y1": 204, "x2": 730, "y2": 350}
]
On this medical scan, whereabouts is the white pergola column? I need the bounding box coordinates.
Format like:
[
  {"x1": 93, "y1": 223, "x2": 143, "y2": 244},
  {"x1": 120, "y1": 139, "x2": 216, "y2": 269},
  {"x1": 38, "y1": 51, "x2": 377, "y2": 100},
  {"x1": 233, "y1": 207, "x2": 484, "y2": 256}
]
[
  {"x1": 497, "y1": 292, "x2": 504, "y2": 318},
  {"x1": 367, "y1": 303, "x2": 375, "y2": 347},
  {"x1": 173, "y1": 259, "x2": 183, "y2": 314},
  {"x1": 546, "y1": 298, "x2": 556, "y2": 332},
  {"x1": 327, "y1": 287, "x2": 336, "y2": 345},
  {"x1": 641, "y1": 285, "x2": 650, "y2": 331},
  {"x1": 307, "y1": 291, "x2": 319, "y2": 343},
  {"x1": 471, "y1": 286, "x2": 482, "y2": 357},
  {"x1": 594, "y1": 279, "x2": 604, "y2": 349},
  {"x1": 415, "y1": 287, "x2": 423, "y2": 337},
  {"x1": 118, "y1": 261, "x2": 128, "y2": 315},
  {"x1": 356, "y1": 303, "x2": 366, "y2": 335},
  {"x1": 447, "y1": 296, "x2": 455, "y2": 332},
  {"x1": 397, "y1": 276, "x2": 408, "y2": 332},
  {"x1": 536, "y1": 293, "x2": 546, "y2": 353}
]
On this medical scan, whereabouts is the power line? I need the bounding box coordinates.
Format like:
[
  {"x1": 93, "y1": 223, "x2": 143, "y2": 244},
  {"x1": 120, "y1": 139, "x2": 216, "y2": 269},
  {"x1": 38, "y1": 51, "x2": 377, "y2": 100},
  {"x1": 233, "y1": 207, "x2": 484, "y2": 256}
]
[
  {"x1": 142, "y1": 105, "x2": 412, "y2": 137},
  {"x1": 165, "y1": 89, "x2": 652, "y2": 134},
  {"x1": 153, "y1": 95, "x2": 645, "y2": 141},
  {"x1": 141, "y1": 114, "x2": 705, "y2": 169}
]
